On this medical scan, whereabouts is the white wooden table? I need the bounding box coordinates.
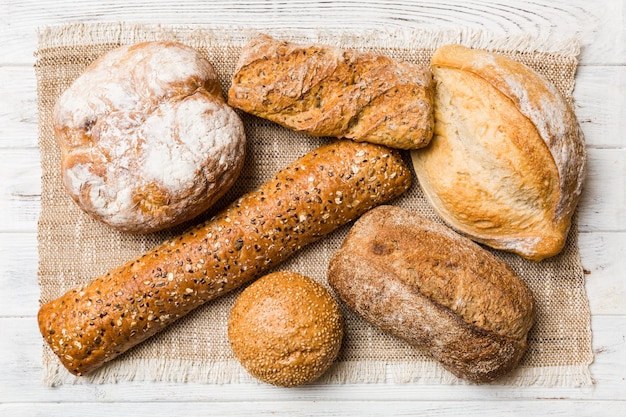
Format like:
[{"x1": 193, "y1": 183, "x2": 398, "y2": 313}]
[{"x1": 1, "y1": 1, "x2": 624, "y2": 415}]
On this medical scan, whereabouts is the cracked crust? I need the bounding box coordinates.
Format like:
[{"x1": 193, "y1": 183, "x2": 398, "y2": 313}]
[
  {"x1": 53, "y1": 41, "x2": 246, "y2": 234},
  {"x1": 411, "y1": 45, "x2": 586, "y2": 261},
  {"x1": 228, "y1": 34, "x2": 434, "y2": 150},
  {"x1": 328, "y1": 205, "x2": 535, "y2": 383}
]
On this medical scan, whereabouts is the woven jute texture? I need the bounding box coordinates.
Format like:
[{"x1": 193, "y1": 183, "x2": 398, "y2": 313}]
[{"x1": 35, "y1": 23, "x2": 593, "y2": 387}]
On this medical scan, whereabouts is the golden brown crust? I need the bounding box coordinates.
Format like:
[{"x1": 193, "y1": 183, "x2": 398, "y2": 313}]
[
  {"x1": 411, "y1": 45, "x2": 586, "y2": 261},
  {"x1": 328, "y1": 205, "x2": 535, "y2": 383},
  {"x1": 228, "y1": 271, "x2": 343, "y2": 387},
  {"x1": 37, "y1": 140, "x2": 411, "y2": 376},
  {"x1": 228, "y1": 34, "x2": 434, "y2": 150}
]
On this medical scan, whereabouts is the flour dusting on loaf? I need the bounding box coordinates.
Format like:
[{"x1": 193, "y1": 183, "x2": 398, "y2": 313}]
[
  {"x1": 411, "y1": 44, "x2": 586, "y2": 261},
  {"x1": 54, "y1": 41, "x2": 246, "y2": 234},
  {"x1": 450, "y1": 46, "x2": 585, "y2": 221},
  {"x1": 328, "y1": 205, "x2": 535, "y2": 382}
]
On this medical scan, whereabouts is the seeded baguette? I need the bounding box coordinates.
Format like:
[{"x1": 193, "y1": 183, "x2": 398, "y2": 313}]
[
  {"x1": 38, "y1": 140, "x2": 412, "y2": 376},
  {"x1": 328, "y1": 205, "x2": 535, "y2": 383}
]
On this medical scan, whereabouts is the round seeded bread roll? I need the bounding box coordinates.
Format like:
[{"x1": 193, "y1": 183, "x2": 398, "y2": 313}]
[
  {"x1": 53, "y1": 41, "x2": 246, "y2": 234},
  {"x1": 228, "y1": 271, "x2": 343, "y2": 387}
]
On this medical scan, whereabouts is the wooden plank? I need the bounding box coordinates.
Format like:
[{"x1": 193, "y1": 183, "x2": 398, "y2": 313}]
[
  {"x1": 1, "y1": 400, "x2": 625, "y2": 417},
  {"x1": 0, "y1": 148, "x2": 41, "y2": 232},
  {"x1": 0, "y1": 1, "x2": 620, "y2": 65},
  {"x1": 0, "y1": 314, "x2": 622, "y2": 402},
  {"x1": 0, "y1": 147, "x2": 622, "y2": 233},
  {"x1": 579, "y1": 232, "x2": 626, "y2": 316},
  {"x1": 2, "y1": 64, "x2": 623, "y2": 150},
  {"x1": 3, "y1": 231, "x2": 622, "y2": 317},
  {"x1": 0, "y1": 232, "x2": 40, "y2": 317},
  {"x1": 577, "y1": 149, "x2": 626, "y2": 232},
  {"x1": 575, "y1": 66, "x2": 626, "y2": 149},
  {"x1": 0, "y1": 66, "x2": 38, "y2": 148}
]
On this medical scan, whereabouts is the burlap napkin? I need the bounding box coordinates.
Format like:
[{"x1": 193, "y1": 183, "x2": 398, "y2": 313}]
[{"x1": 35, "y1": 23, "x2": 593, "y2": 387}]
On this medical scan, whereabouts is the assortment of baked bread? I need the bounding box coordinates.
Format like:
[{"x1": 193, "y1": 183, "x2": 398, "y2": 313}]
[{"x1": 39, "y1": 33, "x2": 586, "y2": 385}]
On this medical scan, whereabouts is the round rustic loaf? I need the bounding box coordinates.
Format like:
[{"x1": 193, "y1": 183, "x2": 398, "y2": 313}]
[
  {"x1": 53, "y1": 41, "x2": 246, "y2": 234},
  {"x1": 228, "y1": 271, "x2": 343, "y2": 387}
]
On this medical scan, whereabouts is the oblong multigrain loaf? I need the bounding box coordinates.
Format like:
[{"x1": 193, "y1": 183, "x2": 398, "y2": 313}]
[
  {"x1": 228, "y1": 34, "x2": 434, "y2": 150},
  {"x1": 411, "y1": 44, "x2": 586, "y2": 261},
  {"x1": 53, "y1": 41, "x2": 246, "y2": 234},
  {"x1": 38, "y1": 140, "x2": 411, "y2": 376},
  {"x1": 328, "y1": 205, "x2": 535, "y2": 383}
]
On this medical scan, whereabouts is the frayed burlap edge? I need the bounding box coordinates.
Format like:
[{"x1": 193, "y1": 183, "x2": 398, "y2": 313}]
[
  {"x1": 37, "y1": 22, "x2": 581, "y2": 61},
  {"x1": 43, "y1": 348, "x2": 593, "y2": 388}
]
